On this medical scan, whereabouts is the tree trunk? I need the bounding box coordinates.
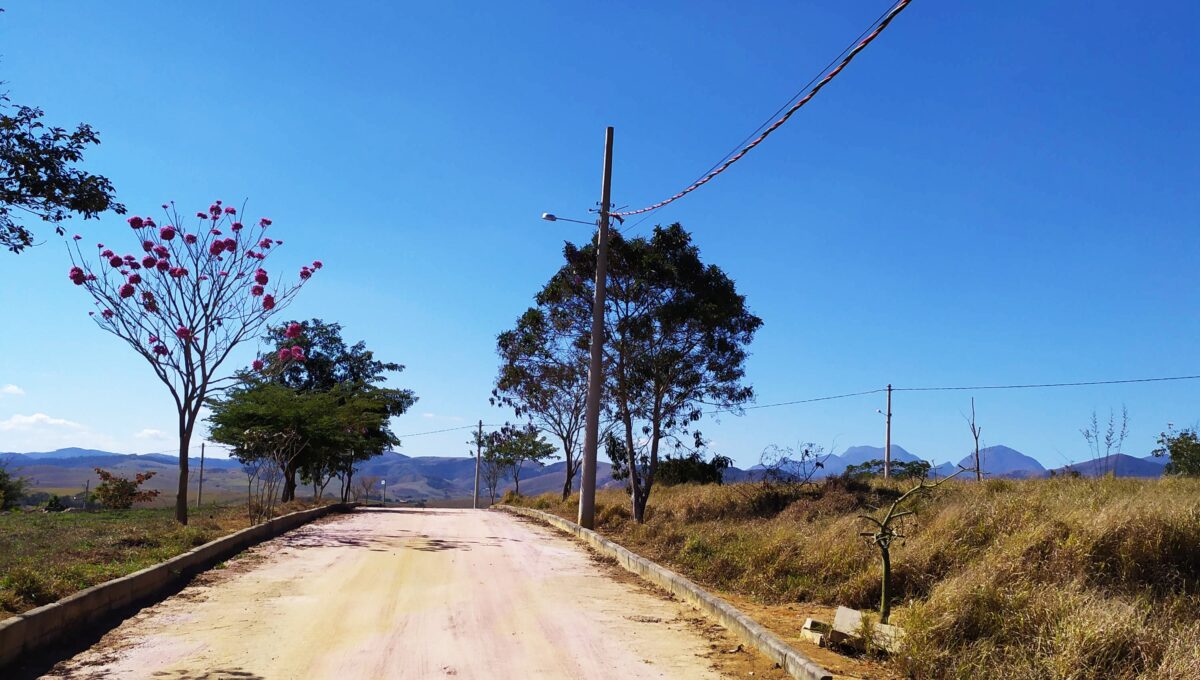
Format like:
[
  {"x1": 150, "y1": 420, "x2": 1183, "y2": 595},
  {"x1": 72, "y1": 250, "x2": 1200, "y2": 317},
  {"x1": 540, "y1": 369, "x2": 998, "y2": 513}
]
[
  {"x1": 282, "y1": 461, "x2": 298, "y2": 502},
  {"x1": 175, "y1": 416, "x2": 193, "y2": 525},
  {"x1": 560, "y1": 442, "x2": 576, "y2": 501}
]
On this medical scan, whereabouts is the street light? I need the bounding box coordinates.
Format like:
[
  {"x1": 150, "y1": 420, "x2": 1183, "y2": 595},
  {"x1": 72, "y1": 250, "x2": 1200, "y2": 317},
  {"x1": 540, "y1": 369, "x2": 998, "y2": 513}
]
[
  {"x1": 380, "y1": 479, "x2": 386, "y2": 507},
  {"x1": 541, "y1": 212, "x2": 596, "y2": 226}
]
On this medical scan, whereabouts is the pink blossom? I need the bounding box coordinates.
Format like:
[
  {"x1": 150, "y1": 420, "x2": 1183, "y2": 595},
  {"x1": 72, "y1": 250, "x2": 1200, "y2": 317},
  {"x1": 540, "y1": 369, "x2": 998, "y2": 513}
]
[
  {"x1": 274, "y1": 240, "x2": 283, "y2": 245},
  {"x1": 142, "y1": 240, "x2": 155, "y2": 252},
  {"x1": 153, "y1": 244, "x2": 169, "y2": 258},
  {"x1": 259, "y1": 218, "x2": 272, "y2": 227},
  {"x1": 259, "y1": 238, "x2": 273, "y2": 249},
  {"x1": 209, "y1": 203, "x2": 222, "y2": 217},
  {"x1": 156, "y1": 260, "x2": 170, "y2": 272},
  {"x1": 153, "y1": 344, "x2": 168, "y2": 356},
  {"x1": 86, "y1": 274, "x2": 96, "y2": 281},
  {"x1": 219, "y1": 270, "x2": 229, "y2": 277},
  {"x1": 252, "y1": 359, "x2": 264, "y2": 371},
  {"x1": 277, "y1": 348, "x2": 290, "y2": 362},
  {"x1": 262, "y1": 294, "x2": 276, "y2": 311},
  {"x1": 183, "y1": 233, "x2": 198, "y2": 245},
  {"x1": 231, "y1": 221, "x2": 244, "y2": 231},
  {"x1": 312, "y1": 260, "x2": 323, "y2": 269},
  {"x1": 73, "y1": 234, "x2": 82, "y2": 240},
  {"x1": 196, "y1": 212, "x2": 207, "y2": 219},
  {"x1": 101, "y1": 309, "x2": 114, "y2": 320},
  {"x1": 176, "y1": 326, "x2": 194, "y2": 341},
  {"x1": 128, "y1": 273, "x2": 142, "y2": 285},
  {"x1": 251, "y1": 284, "x2": 265, "y2": 296},
  {"x1": 299, "y1": 266, "x2": 312, "y2": 280},
  {"x1": 109, "y1": 255, "x2": 124, "y2": 268},
  {"x1": 254, "y1": 269, "x2": 269, "y2": 285},
  {"x1": 127, "y1": 216, "x2": 145, "y2": 229},
  {"x1": 210, "y1": 228, "x2": 222, "y2": 236},
  {"x1": 118, "y1": 283, "x2": 135, "y2": 298},
  {"x1": 169, "y1": 266, "x2": 189, "y2": 279},
  {"x1": 149, "y1": 334, "x2": 159, "y2": 343},
  {"x1": 159, "y1": 225, "x2": 176, "y2": 240},
  {"x1": 222, "y1": 238, "x2": 236, "y2": 252},
  {"x1": 209, "y1": 241, "x2": 226, "y2": 256},
  {"x1": 162, "y1": 203, "x2": 169, "y2": 209},
  {"x1": 199, "y1": 275, "x2": 209, "y2": 281},
  {"x1": 129, "y1": 262, "x2": 142, "y2": 271},
  {"x1": 224, "y1": 206, "x2": 237, "y2": 215},
  {"x1": 144, "y1": 217, "x2": 156, "y2": 228},
  {"x1": 101, "y1": 249, "x2": 114, "y2": 258},
  {"x1": 142, "y1": 255, "x2": 157, "y2": 268},
  {"x1": 68, "y1": 266, "x2": 86, "y2": 285},
  {"x1": 290, "y1": 346, "x2": 305, "y2": 361},
  {"x1": 285, "y1": 322, "x2": 302, "y2": 338}
]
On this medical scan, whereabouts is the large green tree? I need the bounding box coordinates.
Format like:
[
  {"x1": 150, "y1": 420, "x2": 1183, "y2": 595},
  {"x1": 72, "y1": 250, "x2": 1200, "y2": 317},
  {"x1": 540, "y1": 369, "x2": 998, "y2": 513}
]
[
  {"x1": 258, "y1": 319, "x2": 416, "y2": 501},
  {"x1": 491, "y1": 423, "x2": 558, "y2": 496},
  {"x1": 494, "y1": 307, "x2": 588, "y2": 500},
  {"x1": 537, "y1": 224, "x2": 761, "y2": 522},
  {"x1": 1, "y1": 91, "x2": 124, "y2": 253},
  {"x1": 1153, "y1": 425, "x2": 1200, "y2": 476}
]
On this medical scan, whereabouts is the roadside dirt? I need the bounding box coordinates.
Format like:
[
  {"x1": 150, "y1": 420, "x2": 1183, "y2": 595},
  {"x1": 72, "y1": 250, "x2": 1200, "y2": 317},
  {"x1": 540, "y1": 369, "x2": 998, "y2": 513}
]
[{"x1": 41, "y1": 508, "x2": 788, "y2": 679}]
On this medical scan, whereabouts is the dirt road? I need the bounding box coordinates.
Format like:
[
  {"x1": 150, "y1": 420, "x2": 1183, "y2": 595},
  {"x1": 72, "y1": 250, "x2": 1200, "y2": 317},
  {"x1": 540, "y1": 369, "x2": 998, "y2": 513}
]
[{"x1": 42, "y1": 508, "x2": 757, "y2": 679}]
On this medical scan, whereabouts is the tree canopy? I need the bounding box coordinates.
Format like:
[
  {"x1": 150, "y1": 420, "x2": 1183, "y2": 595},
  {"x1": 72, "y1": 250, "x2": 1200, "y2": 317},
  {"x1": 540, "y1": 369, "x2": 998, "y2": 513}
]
[
  {"x1": 535, "y1": 224, "x2": 761, "y2": 522},
  {"x1": 1, "y1": 93, "x2": 124, "y2": 253}
]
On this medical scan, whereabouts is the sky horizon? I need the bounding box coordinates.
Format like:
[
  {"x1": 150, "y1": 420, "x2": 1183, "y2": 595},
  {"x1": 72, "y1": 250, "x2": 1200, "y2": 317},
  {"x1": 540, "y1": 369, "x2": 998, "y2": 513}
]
[{"x1": 1, "y1": 1, "x2": 1197, "y2": 469}]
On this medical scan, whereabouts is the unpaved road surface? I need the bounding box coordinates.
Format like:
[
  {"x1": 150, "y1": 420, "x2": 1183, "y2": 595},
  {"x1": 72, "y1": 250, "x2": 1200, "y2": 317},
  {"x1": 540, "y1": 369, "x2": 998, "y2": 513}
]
[{"x1": 42, "y1": 508, "x2": 751, "y2": 680}]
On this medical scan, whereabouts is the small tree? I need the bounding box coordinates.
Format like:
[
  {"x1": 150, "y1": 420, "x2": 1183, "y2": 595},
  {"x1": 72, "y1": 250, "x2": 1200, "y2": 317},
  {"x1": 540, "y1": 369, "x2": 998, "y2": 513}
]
[
  {"x1": 758, "y1": 443, "x2": 830, "y2": 486},
  {"x1": 93, "y1": 468, "x2": 161, "y2": 509},
  {"x1": 0, "y1": 462, "x2": 29, "y2": 510},
  {"x1": 479, "y1": 433, "x2": 508, "y2": 504},
  {"x1": 858, "y1": 467, "x2": 967, "y2": 624},
  {"x1": 67, "y1": 201, "x2": 320, "y2": 524},
  {"x1": 1153, "y1": 425, "x2": 1200, "y2": 476},
  {"x1": 1, "y1": 93, "x2": 124, "y2": 253},
  {"x1": 492, "y1": 423, "x2": 557, "y2": 496},
  {"x1": 965, "y1": 397, "x2": 983, "y2": 481}
]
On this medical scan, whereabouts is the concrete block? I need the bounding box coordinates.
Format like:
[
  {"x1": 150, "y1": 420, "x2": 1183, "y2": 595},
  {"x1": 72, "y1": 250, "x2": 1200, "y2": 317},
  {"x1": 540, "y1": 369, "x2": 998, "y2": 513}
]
[
  {"x1": 0, "y1": 615, "x2": 28, "y2": 667},
  {"x1": 800, "y1": 629, "x2": 826, "y2": 647}
]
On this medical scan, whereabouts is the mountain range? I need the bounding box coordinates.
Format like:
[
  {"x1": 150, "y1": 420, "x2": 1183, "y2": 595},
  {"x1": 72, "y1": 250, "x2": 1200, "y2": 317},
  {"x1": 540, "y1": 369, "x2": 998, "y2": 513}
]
[{"x1": 0, "y1": 443, "x2": 1169, "y2": 503}]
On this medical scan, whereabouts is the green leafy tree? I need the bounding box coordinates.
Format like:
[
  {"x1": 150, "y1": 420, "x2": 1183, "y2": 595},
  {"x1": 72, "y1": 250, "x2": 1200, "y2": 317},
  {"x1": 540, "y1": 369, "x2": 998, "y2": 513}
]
[
  {"x1": 844, "y1": 458, "x2": 931, "y2": 480},
  {"x1": 656, "y1": 452, "x2": 732, "y2": 486},
  {"x1": 491, "y1": 423, "x2": 558, "y2": 496},
  {"x1": 0, "y1": 462, "x2": 29, "y2": 510},
  {"x1": 257, "y1": 319, "x2": 416, "y2": 501},
  {"x1": 537, "y1": 224, "x2": 761, "y2": 522},
  {"x1": 493, "y1": 307, "x2": 588, "y2": 500},
  {"x1": 478, "y1": 431, "x2": 508, "y2": 504},
  {"x1": 1153, "y1": 426, "x2": 1200, "y2": 476},
  {"x1": 1, "y1": 90, "x2": 124, "y2": 253}
]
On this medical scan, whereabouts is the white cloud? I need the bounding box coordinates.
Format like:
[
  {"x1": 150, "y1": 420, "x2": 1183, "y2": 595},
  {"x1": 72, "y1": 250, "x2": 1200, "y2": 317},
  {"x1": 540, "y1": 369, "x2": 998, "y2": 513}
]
[
  {"x1": 134, "y1": 428, "x2": 167, "y2": 440},
  {"x1": 0, "y1": 413, "x2": 84, "y2": 431},
  {"x1": 0, "y1": 384, "x2": 25, "y2": 397},
  {"x1": 420, "y1": 413, "x2": 464, "y2": 422}
]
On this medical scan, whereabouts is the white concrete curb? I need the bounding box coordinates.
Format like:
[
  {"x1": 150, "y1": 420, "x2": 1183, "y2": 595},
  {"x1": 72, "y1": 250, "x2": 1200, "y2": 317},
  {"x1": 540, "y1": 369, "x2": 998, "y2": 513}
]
[{"x1": 500, "y1": 505, "x2": 833, "y2": 680}]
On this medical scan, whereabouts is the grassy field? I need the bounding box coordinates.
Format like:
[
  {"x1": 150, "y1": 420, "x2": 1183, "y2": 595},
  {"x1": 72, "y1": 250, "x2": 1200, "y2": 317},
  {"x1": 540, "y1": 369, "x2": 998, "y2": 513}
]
[
  {"x1": 508, "y1": 476, "x2": 1200, "y2": 679},
  {"x1": 0, "y1": 500, "x2": 323, "y2": 620}
]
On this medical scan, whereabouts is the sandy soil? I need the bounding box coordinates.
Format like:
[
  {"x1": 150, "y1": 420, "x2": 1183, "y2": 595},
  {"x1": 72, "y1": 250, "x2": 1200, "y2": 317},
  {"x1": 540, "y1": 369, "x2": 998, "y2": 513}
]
[{"x1": 41, "y1": 508, "x2": 776, "y2": 680}]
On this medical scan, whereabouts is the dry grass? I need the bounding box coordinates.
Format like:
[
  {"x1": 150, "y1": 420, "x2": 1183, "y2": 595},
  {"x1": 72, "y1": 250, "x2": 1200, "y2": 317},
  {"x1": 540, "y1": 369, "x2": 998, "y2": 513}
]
[
  {"x1": 511, "y1": 476, "x2": 1200, "y2": 679},
  {"x1": 0, "y1": 499, "x2": 327, "y2": 620}
]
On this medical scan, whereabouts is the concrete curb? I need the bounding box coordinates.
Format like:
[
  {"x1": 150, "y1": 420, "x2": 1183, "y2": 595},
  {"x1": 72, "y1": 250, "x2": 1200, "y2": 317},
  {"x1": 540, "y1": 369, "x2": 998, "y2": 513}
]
[
  {"x1": 500, "y1": 505, "x2": 833, "y2": 680},
  {"x1": 0, "y1": 502, "x2": 359, "y2": 670}
]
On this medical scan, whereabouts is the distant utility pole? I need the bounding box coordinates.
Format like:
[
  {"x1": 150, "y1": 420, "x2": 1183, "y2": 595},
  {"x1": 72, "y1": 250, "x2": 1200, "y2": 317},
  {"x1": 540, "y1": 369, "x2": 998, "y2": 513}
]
[
  {"x1": 196, "y1": 443, "x2": 205, "y2": 508},
  {"x1": 578, "y1": 126, "x2": 614, "y2": 530},
  {"x1": 473, "y1": 419, "x2": 483, "y2": 509},
  {"x1": 884, "y1": 384, "x2": 893, "y2": 480}
]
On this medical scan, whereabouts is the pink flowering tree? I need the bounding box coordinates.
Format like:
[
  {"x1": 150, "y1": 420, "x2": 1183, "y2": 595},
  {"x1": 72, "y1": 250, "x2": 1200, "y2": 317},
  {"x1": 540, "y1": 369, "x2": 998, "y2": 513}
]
[{"x1": 66, "y1": 200, "x2": 322, "y2": 524}]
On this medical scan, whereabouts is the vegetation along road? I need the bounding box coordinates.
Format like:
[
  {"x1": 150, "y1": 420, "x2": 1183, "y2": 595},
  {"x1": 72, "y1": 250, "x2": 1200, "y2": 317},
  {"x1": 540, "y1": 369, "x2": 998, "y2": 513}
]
[{"x1": 40, "y1": 507, "x2": 767, "y2": 680}]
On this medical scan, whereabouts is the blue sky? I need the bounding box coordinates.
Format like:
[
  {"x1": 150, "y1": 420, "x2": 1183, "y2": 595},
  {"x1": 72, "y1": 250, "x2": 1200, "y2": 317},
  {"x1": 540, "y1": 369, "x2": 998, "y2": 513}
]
[{"x1": 1, "y1": 1, "x2": 1197, "y2": 469}]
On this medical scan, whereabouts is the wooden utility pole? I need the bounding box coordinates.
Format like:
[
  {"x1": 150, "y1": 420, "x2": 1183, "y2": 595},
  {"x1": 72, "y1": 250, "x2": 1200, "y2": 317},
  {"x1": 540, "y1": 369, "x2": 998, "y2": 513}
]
[
  {"x1": 473, "y1": 419, "x2": 483, "y2": 509},
  {"x1": 196, "y1": 443, "x2": 205, "y2": 508},
  {"x1": 578, "y1": 126, "x2": 614, "y2": 530},
  {"x1": 884, "y1": 384, "x2": 893, "y2": 479}
]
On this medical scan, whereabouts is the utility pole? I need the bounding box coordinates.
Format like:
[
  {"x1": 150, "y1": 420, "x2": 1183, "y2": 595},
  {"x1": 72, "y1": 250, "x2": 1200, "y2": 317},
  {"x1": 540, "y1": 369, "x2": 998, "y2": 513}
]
[
  {"x1": 578, "y1": 126, "x2": 614, "y2": 530},
  {"x1": 884, "y1": 384, "x2": 893, "y2": 479},
  {"x1": 196, "y1": 443, "x2": 205, "y2": 508},
  {"x1": 473, "y1": 419, "x2": 483, "y2": 509}
]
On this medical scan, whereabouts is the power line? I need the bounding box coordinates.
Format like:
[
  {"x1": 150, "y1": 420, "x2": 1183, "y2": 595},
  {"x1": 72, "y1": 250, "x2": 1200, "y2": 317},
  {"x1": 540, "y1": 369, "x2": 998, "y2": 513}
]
[
  {"x1": 895, "y1": 375, "x2": 1200, "y2": 393},
  {"x1": 709, "y1": 388, "x2": 887, "y2": 414},
  {"x1": 396, "y1": 423, "x2": 501, "y2": 438},
  {"x1": 612, "y1": 0, "x2": 913, "y2": 218}
]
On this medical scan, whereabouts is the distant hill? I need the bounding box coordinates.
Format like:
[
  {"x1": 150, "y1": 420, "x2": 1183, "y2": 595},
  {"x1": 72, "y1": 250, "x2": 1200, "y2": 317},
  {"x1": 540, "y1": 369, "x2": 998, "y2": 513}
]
[
  {"x1": 957, "y1": 445, "x2": 1047, "y2": 478},
  {"x1": 1051, "y1": 454, "x2": 1165, "y2": 478}
]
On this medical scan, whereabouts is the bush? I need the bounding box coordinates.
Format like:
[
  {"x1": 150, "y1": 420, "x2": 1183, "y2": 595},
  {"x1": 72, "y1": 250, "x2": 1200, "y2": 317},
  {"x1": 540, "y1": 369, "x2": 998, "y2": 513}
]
[
  {"x1": 0, "y1": 464, "x2": 28, "y2": 510},
  {"x1": 656, "y1": 453, "x2": 732, "y2": 486},
  {"x1": 44, "y1": 495, "x2": 66, "y2": 512},
  {"x1": 92, "y1": 468, "x2": 161, "y2": 509}
]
